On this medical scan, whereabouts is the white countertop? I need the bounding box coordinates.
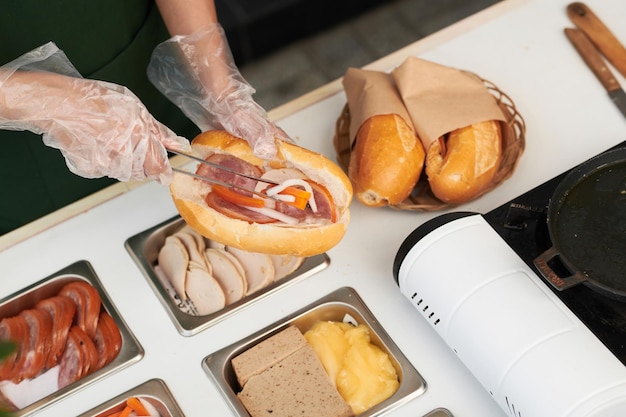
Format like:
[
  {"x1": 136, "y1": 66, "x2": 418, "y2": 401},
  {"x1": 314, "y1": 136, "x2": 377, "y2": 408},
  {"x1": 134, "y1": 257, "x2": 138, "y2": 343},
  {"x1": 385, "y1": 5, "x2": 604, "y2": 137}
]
[{"x1": 2, "y1": 0, "x2": 626, "y2": 416}]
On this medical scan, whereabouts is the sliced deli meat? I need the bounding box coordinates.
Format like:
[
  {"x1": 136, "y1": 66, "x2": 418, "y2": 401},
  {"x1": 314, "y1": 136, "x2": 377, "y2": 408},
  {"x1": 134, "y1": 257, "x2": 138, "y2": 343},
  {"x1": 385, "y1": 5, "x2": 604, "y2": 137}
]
[
  {"x1": 204, "y1": 249, "x2": 246, "y2": 304},
  {"x1": 270, "y1": 254, "x2": 304, "y2": 281},
  {"x1": 158, "y1": 236, "x2": 190, "y2": 301},
  {"x1": 156, "y1": 223, "x2": 308, "y2": 317},
  {"x1": 185, "y1": 268, "x2": 226, "y2": 316},
  {"x1": 218, "y1": 250, "x2": 247, "y2": 280},
  {"x1": 59, "y1": 281, "x2": 102, "y2": 339},
  {"x1": 181, "y1": 225, "x2": 206, "y2": 249},
  {"x1": 0, "y1": 280, "x2": 121, "y2": 391},
  {"x1": 57, "y1": 326, "x2": 86, "y2": 388},
  {"x1": 93, "y1": 311, "x2": 122, "y2": 369},
  {"x1": 0, "y1": 316, "x2": 29, "y2": 382},
  {"x1": 225, "y1": 247, "x2": 274, "y2": 295},
  {"x1": 58, "y1": 325, "x2": 100, "y2": 388},
  {"x1": 35, "y1": 295, "x2": 77, "y2": 369},
  {"x1": 16, "y1": 309, "x2": 53, "y2": 381},
  {"x1": 197, "y1": 153, "x2": 262, "y2": 192},
  {"x1": 175, "y1": 231, "x2": 209, "y2": 271},
  {"x1": 76, "y1": 326, "x2": 99, "y2": 377}
]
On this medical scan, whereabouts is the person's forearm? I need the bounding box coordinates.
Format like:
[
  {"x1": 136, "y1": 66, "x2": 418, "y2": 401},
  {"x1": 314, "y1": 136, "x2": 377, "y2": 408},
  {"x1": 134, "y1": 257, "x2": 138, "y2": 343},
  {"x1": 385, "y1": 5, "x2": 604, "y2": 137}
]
[
  {"x1": 150, "y1": 0, "x2": 285, "y2": 158},
  {"x1": 153, "y1": 0, "x2": 237, "y2": 99},
  {"x1": 155, "y1": 0, "x2": 218, "y2": 36},
  {"x1": 0, "y1": 70, "x2": 77, "y2": 123}
]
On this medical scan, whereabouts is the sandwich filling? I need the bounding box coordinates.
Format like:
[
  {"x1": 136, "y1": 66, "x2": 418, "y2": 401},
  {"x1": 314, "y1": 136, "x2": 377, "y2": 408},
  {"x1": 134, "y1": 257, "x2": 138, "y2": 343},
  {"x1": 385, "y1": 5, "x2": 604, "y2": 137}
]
[{"x1": 197, "y1": 154, "x2": 336, "y2": 225}]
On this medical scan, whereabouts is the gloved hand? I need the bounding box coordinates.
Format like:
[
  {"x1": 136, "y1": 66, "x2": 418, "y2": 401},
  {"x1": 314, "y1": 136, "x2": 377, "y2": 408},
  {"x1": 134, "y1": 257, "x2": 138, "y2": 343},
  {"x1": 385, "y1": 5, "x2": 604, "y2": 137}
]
[
  {"x1": 0, "y1": 42, "x2": 190, "y2": 184},
  {"x1": 147, "y1": 23, "x2": 290, "y2": 160}
]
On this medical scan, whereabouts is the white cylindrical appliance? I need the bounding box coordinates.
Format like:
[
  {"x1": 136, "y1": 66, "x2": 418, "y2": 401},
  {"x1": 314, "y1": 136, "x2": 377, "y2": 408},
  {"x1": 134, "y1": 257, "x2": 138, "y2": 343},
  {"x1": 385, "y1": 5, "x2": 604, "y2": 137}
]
[{"x1": 393, "y1": 213, "x2": 626, "y2": 417}]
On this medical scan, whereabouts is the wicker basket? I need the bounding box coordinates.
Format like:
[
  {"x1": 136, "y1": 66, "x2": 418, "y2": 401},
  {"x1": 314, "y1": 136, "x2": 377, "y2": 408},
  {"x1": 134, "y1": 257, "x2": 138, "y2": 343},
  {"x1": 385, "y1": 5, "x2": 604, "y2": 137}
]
[{"x1": 333, "y1": 76, "x2": 526, "y2": 211}]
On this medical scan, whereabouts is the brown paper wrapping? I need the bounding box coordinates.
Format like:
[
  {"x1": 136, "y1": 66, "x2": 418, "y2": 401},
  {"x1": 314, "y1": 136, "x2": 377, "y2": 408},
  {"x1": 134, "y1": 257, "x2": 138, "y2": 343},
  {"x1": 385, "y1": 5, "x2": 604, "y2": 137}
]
[
  {"x1": 392, "y1": 57, "x2": 507, "y2": 148},
  {"x1": 334, "y1": 57, "x2": 526, "y2": 211},
  {"x1": 342, "y1": 68, "x2": 414, "y2": 145}
]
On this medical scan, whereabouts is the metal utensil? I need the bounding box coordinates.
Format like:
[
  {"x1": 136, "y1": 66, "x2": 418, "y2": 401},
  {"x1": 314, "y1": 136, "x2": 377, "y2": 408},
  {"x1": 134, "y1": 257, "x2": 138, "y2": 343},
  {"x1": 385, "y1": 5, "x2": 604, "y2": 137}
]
[
  {"x1": 168, "y1": 148, "x2": 279, "y2": 186},
  {"x1": 168, "y1": 148, "x2": 285, "y2": 199},
  {"x1": 171, "y1": 167, "x2": 277, "y2": 200},
  {"x1": 564, "y1": 27, "x2": 626, "y2": 118}
]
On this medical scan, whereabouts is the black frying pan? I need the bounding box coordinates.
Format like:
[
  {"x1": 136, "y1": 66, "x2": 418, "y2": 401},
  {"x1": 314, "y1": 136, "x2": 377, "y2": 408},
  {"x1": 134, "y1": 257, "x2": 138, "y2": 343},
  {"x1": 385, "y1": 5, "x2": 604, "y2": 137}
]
[{"x1": 534, "y1": 147, "x2": 626, "y2": 301}]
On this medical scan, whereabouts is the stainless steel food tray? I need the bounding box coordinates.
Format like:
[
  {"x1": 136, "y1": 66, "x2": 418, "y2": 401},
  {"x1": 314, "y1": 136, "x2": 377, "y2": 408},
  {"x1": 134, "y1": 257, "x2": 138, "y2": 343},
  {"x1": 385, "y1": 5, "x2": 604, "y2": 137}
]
[
  {"x1": 0, "y1": 260, "x2": 143, "y2": 417},
  {"x1": 203, "y1": 286, "x2": 427, "y2": 417},
  {"x1": 125, "y1": 216, "x2": 330, "y2": 337},
  {"x1": 77, "y1": 378, "x2": 185, "y2": 417}
]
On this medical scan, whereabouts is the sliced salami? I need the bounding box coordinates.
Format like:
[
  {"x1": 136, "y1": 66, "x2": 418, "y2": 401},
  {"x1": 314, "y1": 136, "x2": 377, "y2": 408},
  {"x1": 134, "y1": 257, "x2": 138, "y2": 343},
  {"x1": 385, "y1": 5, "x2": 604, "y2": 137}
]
[
  {"x1": 197, "y1": 153, "x2": 262, "y2": 191},
  {"x1": 59, "y1": 281, "x2": 101, "y2": 339},
  {"x1": 73, "y1": 326, "x2": 99, "y2": 376},
  {"x1": 15, "y1": 308, "x2": 53, "y2": 381},
  {"x1": 93, "y1": 311, "x2": 122, "y2": 369},
  {"x1": 304, "y1": 180, "x2": 335, "y2": 222},
  {"x1": 35, "y1": 295, "x2": 77, "y2": 369},
  {"x1": 57, "y1": 325, "x2": 99, "y2": 388},
  {"x1": 57, "y1": 326, "x2": 85, "y2": 388},
  {"x1": 0, "y1": 317, "x2": 25, "y2": 381},
  {"x1": 0, "y1": 316, "x2": 30, "y2": 382}
]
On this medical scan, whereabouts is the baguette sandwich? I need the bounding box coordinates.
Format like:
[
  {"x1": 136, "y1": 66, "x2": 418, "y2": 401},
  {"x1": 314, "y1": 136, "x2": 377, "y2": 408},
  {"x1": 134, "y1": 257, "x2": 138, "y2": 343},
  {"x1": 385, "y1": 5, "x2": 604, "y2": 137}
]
[{"x1": 169, "y1": 130, "x2": 353, "y2": 257}]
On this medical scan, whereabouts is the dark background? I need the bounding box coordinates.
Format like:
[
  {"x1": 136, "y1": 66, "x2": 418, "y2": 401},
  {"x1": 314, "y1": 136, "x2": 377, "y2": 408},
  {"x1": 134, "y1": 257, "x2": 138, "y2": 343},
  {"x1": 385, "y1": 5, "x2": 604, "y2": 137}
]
[{"x1": 216, "y1": 0, "x2": 391, "y2": 64}]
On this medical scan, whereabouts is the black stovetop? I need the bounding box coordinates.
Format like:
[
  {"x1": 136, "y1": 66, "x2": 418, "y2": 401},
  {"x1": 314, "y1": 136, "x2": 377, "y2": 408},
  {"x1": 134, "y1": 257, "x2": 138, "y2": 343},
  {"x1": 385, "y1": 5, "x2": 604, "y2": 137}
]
[{"x1": 483, "y1": 142, "x2": 626, "y2": 366}]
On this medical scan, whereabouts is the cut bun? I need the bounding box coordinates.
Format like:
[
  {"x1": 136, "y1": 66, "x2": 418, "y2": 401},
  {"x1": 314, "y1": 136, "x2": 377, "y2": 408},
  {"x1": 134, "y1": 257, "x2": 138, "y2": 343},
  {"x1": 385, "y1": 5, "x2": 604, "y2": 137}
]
[
  {"x1": 349, "y1": 114, "x2": 425, "y2": 206},
  {"x1": 425, "y1": 120, "x2": 502, "y2": 204},
  {"x1": 169, "y1": 130, "x2": 353, "y2": 257}
]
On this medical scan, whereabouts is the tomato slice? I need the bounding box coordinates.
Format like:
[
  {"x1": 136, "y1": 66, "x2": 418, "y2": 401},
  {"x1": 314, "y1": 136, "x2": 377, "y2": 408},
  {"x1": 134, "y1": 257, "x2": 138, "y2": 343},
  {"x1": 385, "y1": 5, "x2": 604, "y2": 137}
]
[{"x1": 211, "y1": 185, "x2": 265, "y2": 208}]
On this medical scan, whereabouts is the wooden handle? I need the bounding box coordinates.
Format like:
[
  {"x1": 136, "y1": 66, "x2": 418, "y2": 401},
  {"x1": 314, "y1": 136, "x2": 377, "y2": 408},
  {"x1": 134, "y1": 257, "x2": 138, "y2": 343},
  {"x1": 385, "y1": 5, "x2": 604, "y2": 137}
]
[
  {"x1": 564, "y1": 28, "x2": 620, "y2": 93},
  {"x1": 567, "y1": 2, "x2": 626, "y2": 79}
]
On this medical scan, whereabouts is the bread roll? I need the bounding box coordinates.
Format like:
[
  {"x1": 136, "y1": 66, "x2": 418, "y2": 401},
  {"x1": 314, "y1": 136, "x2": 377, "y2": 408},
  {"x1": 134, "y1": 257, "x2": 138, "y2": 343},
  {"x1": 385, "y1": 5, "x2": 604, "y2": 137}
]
[
  {"x1": 349, "y1": 114, "x2": 425, "y2": 206},
  {"x1": 169, "y1": 131, "x2": 353, "y2": 257},
  {"x1": 425, "y1": 120, "x2": 502, "y2": 204}
]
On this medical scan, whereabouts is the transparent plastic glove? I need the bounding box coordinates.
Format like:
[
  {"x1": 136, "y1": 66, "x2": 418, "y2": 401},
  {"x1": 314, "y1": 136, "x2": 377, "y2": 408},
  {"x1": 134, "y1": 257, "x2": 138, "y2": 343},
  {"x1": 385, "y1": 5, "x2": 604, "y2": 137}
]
[
  {"x1": 147, "y1": 23, "x2": 290, "y2": 160},
  {"x1": 0, "y1": 42, "x2": 191, "y2": 184}
]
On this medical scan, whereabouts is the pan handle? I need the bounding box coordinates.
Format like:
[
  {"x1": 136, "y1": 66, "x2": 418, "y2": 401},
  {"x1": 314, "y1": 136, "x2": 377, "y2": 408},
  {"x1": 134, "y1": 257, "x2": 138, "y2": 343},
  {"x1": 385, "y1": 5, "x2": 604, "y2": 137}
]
[{"x1": 533, "y1": 246, "x2": 588, "y2": 290}]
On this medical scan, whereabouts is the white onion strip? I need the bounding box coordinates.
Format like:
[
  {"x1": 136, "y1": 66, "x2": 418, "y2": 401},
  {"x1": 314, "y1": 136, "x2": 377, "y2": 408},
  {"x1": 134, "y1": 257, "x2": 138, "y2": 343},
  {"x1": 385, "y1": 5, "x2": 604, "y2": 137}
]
[
  {"x1": 265, "y1": 179, "x2": 318, "y2": 213},
  {"x1": 246, "y1": 206, "x2": 299, "y2": 225},
  {"x1": 271, "y1": 194, "x2": 296, "y2": 203}
]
